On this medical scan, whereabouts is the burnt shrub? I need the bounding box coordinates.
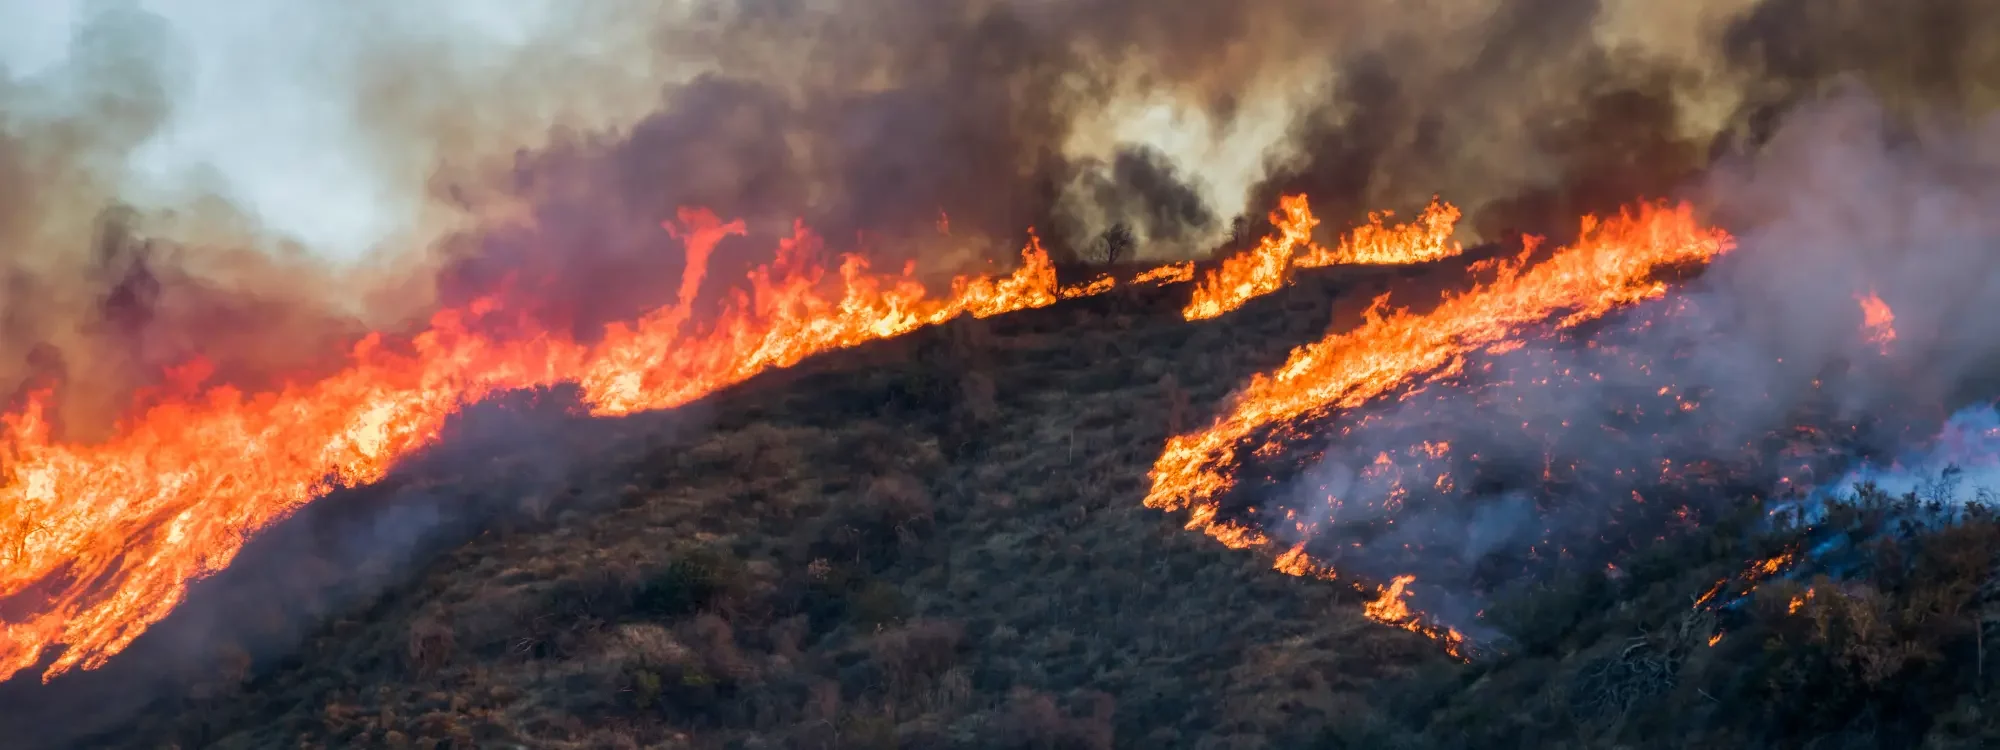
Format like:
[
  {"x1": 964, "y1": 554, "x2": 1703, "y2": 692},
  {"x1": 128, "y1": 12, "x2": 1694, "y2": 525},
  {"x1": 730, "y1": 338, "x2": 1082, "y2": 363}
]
[
  {"x1": 634, "y1": 558, "x2": 726, "y2": 619},
  {"x1": 846, "y1": 580, "x2": 910, "y2": 630},
  {"x1": 867, "y1": 618, "x2": 966, "y2": 695},
  {"x1": 629, "y1": 547, "x2": 748, "y2": 620},
  {"x1": 807, "y1": 473, "x2": 936, "y2": 571}
]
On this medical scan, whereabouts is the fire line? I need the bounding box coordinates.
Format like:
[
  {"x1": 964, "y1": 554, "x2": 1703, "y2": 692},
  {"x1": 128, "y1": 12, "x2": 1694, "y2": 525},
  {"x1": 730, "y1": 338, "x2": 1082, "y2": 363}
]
[{"x1": 1145, "y1": 200, "x2": 1734, "y2": 651}]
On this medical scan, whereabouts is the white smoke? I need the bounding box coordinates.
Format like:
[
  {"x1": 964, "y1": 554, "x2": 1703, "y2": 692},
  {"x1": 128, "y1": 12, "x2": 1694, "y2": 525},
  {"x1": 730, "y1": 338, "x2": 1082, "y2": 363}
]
[{"x1": 0, "y1": 0, "x2": 688, "y2": 264}]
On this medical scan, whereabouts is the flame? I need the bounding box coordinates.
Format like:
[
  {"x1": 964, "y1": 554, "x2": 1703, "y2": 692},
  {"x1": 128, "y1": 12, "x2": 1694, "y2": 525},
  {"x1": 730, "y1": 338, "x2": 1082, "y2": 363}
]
[
  {"x1": 1787, "y1": 587, "x2": 1814, "y2": 614},
  {"x1": 1146, "y1": 201, "x2": 1732, "y2": 651},
  {"x1": 1183, "y1": 194, "x2": 1465, "y2": 321},
  {"x1": 1858, "y1": 290, "x2": 1896, "y2": 353},
  {"x1": 1751, "y1": 551, "x2": 1795, "y2": 578},
  {"x1": 1133, "y1": 261, "x2": 1195, "y2": 286},
  {"x1": 1184, "y1": 195, "x2": 1321, "y2": 321},
  {"x1": 1270, "y1": 547, "x2": 1466, "y2": 656},
  {"x1": 1060, "y1": 274, "x2": 1117, "y2": 300},
  {"x1": 0, "y1": 209, "x2": 1074, "y2": 683},
  {"x1": 1364, "y1": 574, "x2": 1418, "y2": 622},
  {"x1": 1150, "y1": 202, "x2": 1732, "y2": 518},
  {"x1": 1295, "y1": 195, "x2": 1463, "y2": 268}
]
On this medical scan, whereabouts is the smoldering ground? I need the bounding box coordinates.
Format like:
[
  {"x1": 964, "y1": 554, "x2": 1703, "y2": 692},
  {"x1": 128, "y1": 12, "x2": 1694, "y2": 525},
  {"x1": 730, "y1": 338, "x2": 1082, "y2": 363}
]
[{"x1": 1256, "y1": 87, "x2": 2000, "y2": 640}]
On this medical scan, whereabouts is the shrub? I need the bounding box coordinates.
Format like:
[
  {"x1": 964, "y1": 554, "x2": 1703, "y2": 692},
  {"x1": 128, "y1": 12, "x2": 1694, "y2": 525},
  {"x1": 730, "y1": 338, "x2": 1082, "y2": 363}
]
[
  {"x1": 406, "y1": 609, "x2": 457, "y2": 675},
  {"x1": 868, "y1": 619, "x2": 965, "y2": 695},
  {"x1": 847, "y1": 581, "x2": 910, "y2": 629},
  {"x1": 634, "y1": 557, "x2": 725, "y2": 618}
]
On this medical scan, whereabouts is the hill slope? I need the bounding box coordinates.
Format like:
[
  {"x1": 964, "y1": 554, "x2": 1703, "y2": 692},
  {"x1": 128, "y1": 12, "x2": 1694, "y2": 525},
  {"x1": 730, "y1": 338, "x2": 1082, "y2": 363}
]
[
  {"x1": 29, "y1": 248, "x2": 2000, "y2": 750},
  {"x1": 60, "y1": 259, "x2": 1467, "y2": 749}
]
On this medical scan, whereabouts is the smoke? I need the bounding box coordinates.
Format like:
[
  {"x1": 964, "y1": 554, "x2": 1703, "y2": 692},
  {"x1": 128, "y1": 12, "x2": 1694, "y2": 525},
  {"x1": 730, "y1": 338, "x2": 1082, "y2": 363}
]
[
  {"x1": 11, "y1": 0, "x2": 2000, "y2": 433},
  {"x1": 1265, "y1": 84, "x2": 2000, "y2": 636},
  {"x1": 0, "y1": 0, "x2": 681, "y2": 436}
]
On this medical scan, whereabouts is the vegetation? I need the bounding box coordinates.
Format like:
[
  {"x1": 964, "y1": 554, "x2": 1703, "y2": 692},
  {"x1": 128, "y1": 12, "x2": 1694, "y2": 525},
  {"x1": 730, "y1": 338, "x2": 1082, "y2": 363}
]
[
  {"x1": 46, "y1": 251, "x2": 2000, "y2": 748},
  {"x1": 1354, "y1": 484, "x2": 2000, "y2": 749}
]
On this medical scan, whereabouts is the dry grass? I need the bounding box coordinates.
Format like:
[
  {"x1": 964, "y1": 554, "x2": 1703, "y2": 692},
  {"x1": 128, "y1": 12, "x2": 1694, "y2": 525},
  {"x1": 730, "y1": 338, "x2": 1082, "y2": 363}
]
[
  {"x1": 32, "y1": 245, "x2": 2000, "y2": 749},
  {"x1": 75, "y1": 261, "x2": 1452, "y2": 749}
]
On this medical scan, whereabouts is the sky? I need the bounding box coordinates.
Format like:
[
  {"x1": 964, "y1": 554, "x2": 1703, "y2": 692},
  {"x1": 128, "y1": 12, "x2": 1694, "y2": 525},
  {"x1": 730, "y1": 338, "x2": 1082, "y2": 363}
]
[{"x1": 0, "y1": 0, "x2": 591, "y2": 262}]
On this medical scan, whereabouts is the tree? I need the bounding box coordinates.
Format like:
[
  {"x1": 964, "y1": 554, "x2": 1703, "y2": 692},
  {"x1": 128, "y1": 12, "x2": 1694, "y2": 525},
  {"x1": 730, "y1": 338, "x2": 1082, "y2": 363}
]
[{"x1": 1090, "y1": 222, "x2": 1136, "y2": 266}]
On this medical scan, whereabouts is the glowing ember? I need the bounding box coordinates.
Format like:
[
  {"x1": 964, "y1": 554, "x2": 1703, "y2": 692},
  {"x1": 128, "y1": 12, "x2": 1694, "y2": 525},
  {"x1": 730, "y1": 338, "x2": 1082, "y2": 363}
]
[
  {"x1": 1146, "y1": 200, "x2": 1733, "y2": 651},
  {"x1": 1787, "y1": 588, "x2": 1814, "y2": 614},
  {"x1": 0, "y1": 210, "x2": 1072, "y2": 683}
]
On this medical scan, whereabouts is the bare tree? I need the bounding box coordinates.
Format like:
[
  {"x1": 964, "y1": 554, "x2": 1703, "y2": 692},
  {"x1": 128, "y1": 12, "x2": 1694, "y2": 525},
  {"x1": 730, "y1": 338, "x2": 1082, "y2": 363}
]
[{"x1": 1089, "y1": 222, "x2": 1136, "y2": 266}]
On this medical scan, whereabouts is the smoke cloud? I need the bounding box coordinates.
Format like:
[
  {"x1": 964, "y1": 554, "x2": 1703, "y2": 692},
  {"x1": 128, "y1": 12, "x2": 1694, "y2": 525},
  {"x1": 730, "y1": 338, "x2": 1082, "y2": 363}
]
[
  {"x1": 1271, "y1": 84, "x2": 2000, "y2": 636},
  {"x1": 10, "y1": 0, "x2": 2000, "y2": 433}
]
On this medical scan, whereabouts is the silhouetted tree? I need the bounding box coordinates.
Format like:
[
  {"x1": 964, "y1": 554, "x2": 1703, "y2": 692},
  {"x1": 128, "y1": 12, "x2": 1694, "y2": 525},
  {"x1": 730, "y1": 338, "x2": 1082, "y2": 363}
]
[{"x1": 1090, "y1": 222, "x2": 1135, "y2": 266}]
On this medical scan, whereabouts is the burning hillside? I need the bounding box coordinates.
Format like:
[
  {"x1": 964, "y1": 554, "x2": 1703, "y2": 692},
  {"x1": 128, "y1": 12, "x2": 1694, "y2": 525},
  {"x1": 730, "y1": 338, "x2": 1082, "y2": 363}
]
[
  {"x1": 4, "y1": 0, "x2": 2000, "y2": 747},
  {"x1": 0, "y1": 213, "x2": 1094, "y2": 683},
  {"x1": 0, "y1": 185, "x2": 1474, "y2": 686}
]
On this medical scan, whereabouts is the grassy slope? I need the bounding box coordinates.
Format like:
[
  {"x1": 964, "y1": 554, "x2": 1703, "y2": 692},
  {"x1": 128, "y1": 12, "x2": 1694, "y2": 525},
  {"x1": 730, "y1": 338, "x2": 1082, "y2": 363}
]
[
  {"x1": 101, "y1": 261, "x2": 1464, "y2": 749},
  {"x1": 71, "y1": 249, "x2": 2000, "y2": 750}
]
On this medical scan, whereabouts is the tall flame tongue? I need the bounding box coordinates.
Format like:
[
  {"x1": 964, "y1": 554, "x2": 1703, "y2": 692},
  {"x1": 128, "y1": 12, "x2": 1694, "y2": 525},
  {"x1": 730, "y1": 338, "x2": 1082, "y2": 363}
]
[
  {"x1": 1857, "y1": 289, "x2": 1897, "y2": 354},
  {"x1": 0, "y1": 208, "x2": 1069, "y2": 684},
  {"x1": 1183, "y1": 194, "x2": 1464, "y2": 321},
  {"x1": 1295, "y1": 195, "x2": 1463, "y2": 268},
  {"x1": 1147, "y1": 201, "x2": 1734, "y2": 648}
]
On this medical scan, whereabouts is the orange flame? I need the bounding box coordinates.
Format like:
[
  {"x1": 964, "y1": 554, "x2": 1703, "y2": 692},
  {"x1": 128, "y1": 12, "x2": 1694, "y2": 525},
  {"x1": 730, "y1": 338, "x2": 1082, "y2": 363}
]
[
  {"x1": 1364, "y1": 574, "x2": 1418, "y2": 622},
  {"x1": 1060, "y1": 274, "x2": 1117, "y2": 300},
  {"x1": 1183, "y1": 194, "x2": 1464, "y2": 321},
  {"x1": 1146, "y1": 201, "x2": 1732, "y2": 652},
  {"x1": 1858, "y1": 290, "x2": 1896, "y2": 353},
  {"x1": 1183, "y1": 195, "x2": 1320, "y2": 321},
  {"x1": 1295, "y1": 195, "x2": 1463, "y2": 268},
  {"x1": 0, "y1": 209, "x2": 1073, "y2": 683},
  {"x1": 1133, "y1": 261, "x2": 1195, "y2": 286}
]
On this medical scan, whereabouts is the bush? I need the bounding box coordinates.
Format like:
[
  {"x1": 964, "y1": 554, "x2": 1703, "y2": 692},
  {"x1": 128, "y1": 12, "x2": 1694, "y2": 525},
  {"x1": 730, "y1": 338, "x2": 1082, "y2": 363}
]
[
  {"x1": 847, "y1": 581, "x2": 910, "y2": 630},
  {"x1": 634, "y1": 556, "x2": 728, "y2": 618}
]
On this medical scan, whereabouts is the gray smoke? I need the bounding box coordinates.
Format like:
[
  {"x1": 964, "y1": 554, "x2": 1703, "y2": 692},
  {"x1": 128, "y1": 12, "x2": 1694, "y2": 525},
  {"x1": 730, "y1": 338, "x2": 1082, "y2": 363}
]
[
  {"x1": 11, "y1": 0, "x2": 2000, "y2": 430},
  {"x1": 1275, "y1": 85, "x2": 2000, "y2": 634}
]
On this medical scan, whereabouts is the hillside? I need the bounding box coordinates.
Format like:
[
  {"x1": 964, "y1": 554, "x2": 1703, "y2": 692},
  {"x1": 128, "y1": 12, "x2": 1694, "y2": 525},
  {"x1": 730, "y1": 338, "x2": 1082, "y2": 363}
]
[
  {"x1": 26, "y1": 256, "x2": 1463, "y2": 749},
  {"x1": 19, "y1": 244, "x2": 2000, "y2": 750}
]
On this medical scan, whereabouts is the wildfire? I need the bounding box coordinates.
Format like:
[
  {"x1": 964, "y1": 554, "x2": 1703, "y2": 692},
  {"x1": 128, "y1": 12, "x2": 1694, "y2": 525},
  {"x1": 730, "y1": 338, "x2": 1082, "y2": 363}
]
[
  {"x1": 1060, "y1": 274, "x2": 1117, "y2": 299},
  {"x1": 1146, "y1": 200, "x2": 1733, "y2": 651},
  {"x1": 1295, "y1": 195, "x2": 1463, "y2": 268},
  {"x1": 1364, "y1": 574, "x2": 1418, "y2": 622},
  {"x1": 1270, "y1": 545, "x2": 1467, "y2": 656},
  {"x1": 1183, "y1": 194, "x2": 1464, "y2": 321},
  {"x1": 1133, "y1": 261, "x2": 1195, "y2": 286},
  {"x1": 1183, "y1": 195, "x2": 1321, "y2": 321},
  {"x1": 0, "y1": 209, "x2": 1077, "y2": 683},
  {"x1": 1857, "y1": 290, "x2": 1896, "y2": 352}
]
